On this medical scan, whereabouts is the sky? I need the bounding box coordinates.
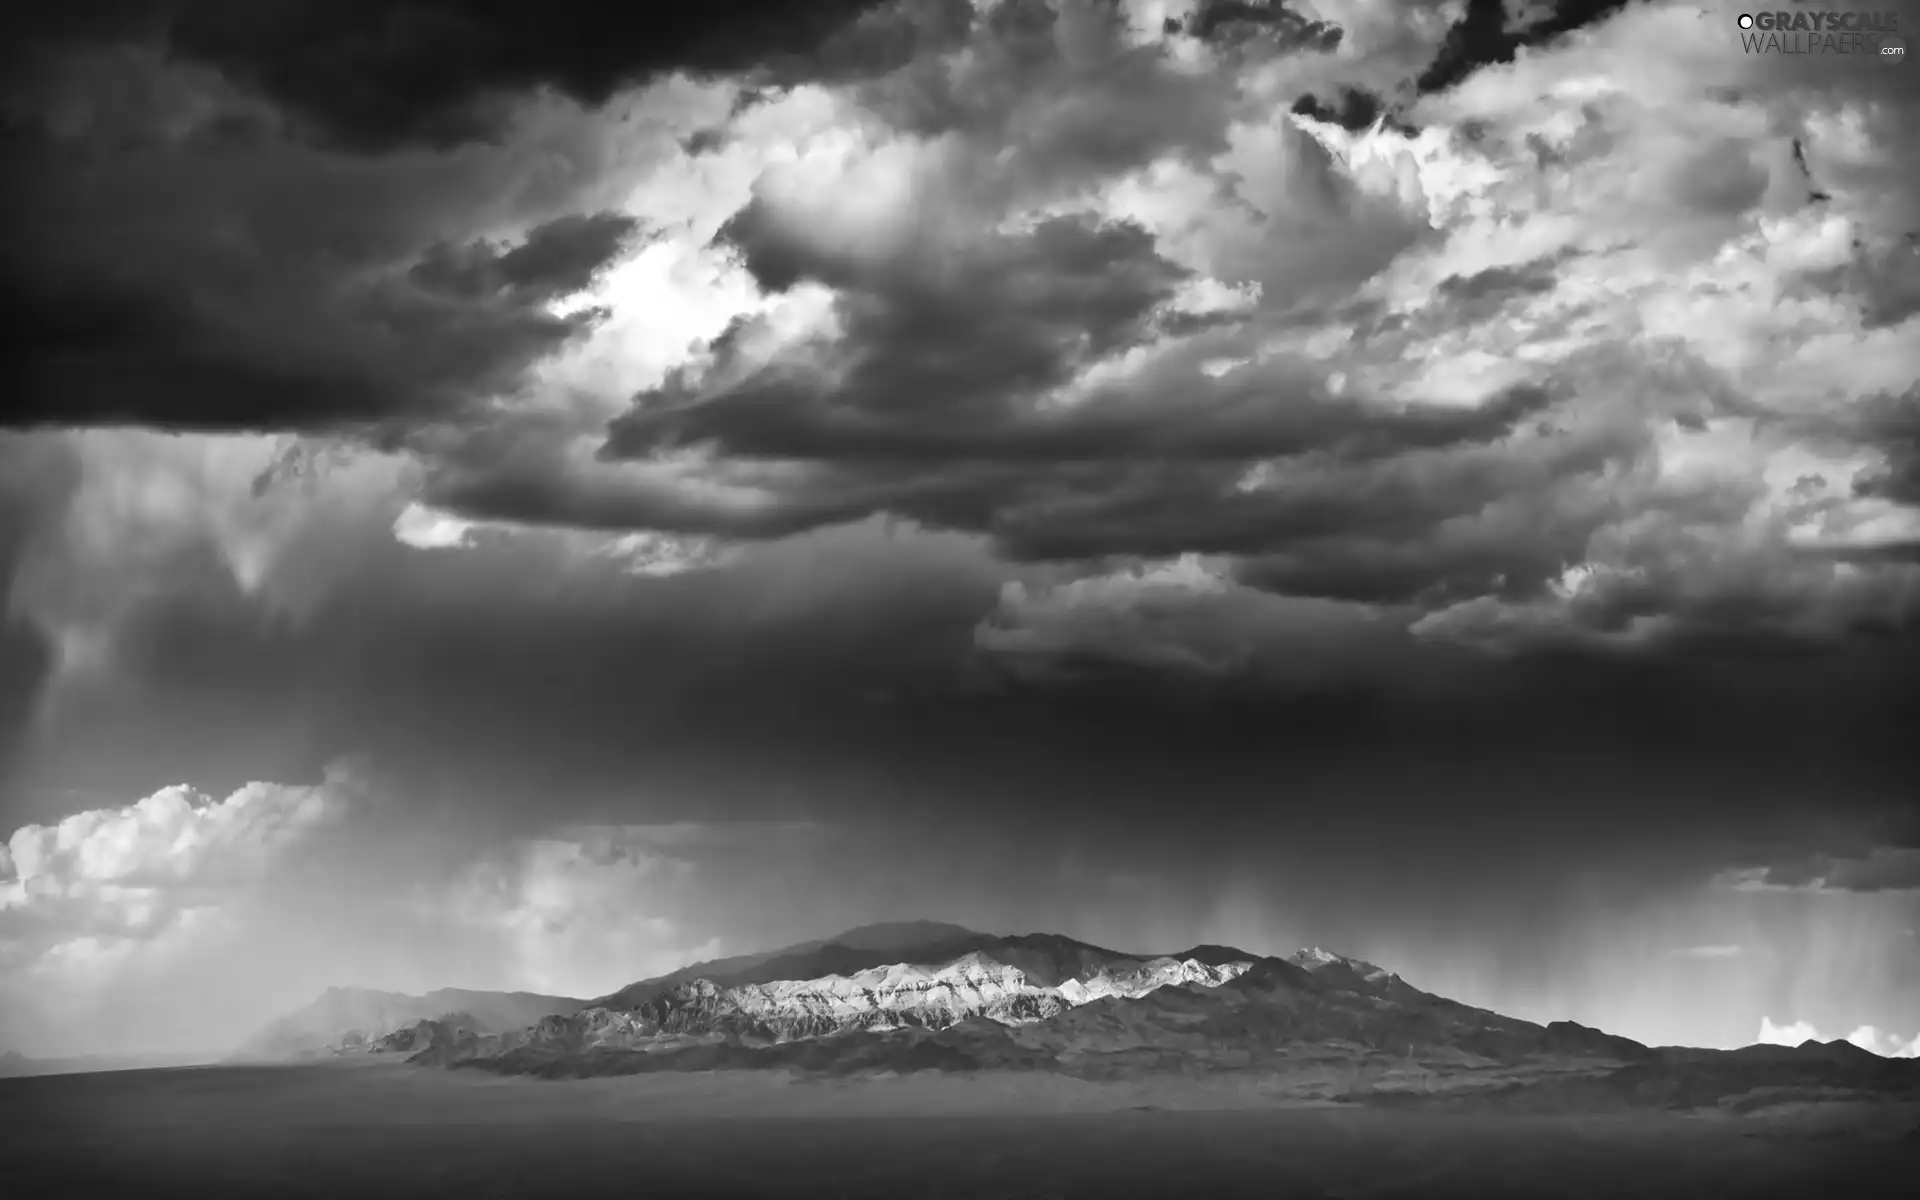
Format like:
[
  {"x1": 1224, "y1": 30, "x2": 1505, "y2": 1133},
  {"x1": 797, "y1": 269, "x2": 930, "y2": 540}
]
[{"x1": 0, "y1": 0, "x2": 1916, "y2": 1060}]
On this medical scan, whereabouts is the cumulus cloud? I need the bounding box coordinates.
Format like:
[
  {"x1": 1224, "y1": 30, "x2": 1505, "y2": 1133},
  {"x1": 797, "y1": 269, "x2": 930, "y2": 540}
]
[
  {"x1": 0, "y1": 763, "x2": 359, "y2": 1031},
  {"x1": 557, "y1": 2, "x2": 1920, "y2": 668},
  {"x1": 1756, "y1": 1015, "x2": 1920, "y2": 1059},
  {"x1": 3, "y1": 781, "x2": 333, "y2": 903}
]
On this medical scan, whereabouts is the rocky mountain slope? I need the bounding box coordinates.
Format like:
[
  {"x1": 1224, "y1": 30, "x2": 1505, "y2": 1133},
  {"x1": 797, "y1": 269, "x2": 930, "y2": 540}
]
[
  {"x1": 380, "y1": 923, "x2": 1641, "y2": 1075},
  {"x1": 405, "y1": 945, "x2": 1258, "y2": 1069},
  {"x1": 258, "y1": 922, "x2": 1920, "y2": 1114}
]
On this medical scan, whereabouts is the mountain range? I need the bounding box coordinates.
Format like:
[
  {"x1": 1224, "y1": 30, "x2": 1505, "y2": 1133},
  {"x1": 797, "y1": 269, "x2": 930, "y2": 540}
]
[{"x1": 245, "y1": 920, "x2": 1920, "y2": 1114}]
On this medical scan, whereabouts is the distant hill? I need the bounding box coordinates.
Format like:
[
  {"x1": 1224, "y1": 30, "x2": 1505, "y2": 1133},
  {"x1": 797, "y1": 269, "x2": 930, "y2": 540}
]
[{"x1": 235, "y1": 986, "x2": 588, "y2": 1061}]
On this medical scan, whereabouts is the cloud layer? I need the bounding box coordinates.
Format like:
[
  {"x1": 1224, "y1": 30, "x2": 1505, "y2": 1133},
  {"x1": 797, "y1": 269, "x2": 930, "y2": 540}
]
[{"x1": 6, "y1": 0, "x2": 1918, "y2": 677}]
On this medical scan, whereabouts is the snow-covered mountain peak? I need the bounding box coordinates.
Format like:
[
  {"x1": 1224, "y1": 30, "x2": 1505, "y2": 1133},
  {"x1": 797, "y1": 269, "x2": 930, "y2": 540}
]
[
  {"x1": 742, "y1": 950, "x2": 1031, "y2": 998},
  {"x1": 1288, "y1": 946, "x2": 1394, "y2": 983},
  {"x1": 936, "y1": 949, "x2": 1022, "y2": 980}
]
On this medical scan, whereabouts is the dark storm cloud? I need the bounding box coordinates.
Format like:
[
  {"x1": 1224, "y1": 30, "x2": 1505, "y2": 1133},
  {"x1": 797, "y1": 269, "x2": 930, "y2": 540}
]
[
  {"x1": 3, "y1": 431, "x2": 1915, "y2": 1043},
  {"x1": 151, "y1": 0, "x2": 930, "y2": 152},
  {"x1": 0, "y1": 0, "x2": 1354, "y2": 454},
  {"x1": 1290, "y1": 88, "x2": 1391, "y2": 134},
  {"x1": 1415, "y1": 0, "x2": 1639, "y2": 97},
  {"x1": 14, "y1": 492, "x2": 1912, "y2": 874},
  {"x1": 0, "y1": 36, "x2": 652, "y2": 437},
  {"x1": 1725, "y1": 845, "x2": 1920, "y2": 895},
  {"x1": 1849, "y1": 384, "x2": 1920, "y2": 507},
  {"x1": 608, "y1": 213, "x2": 1187, "y2": 461},
  {"x1": 3, "y1": 0, "x2": 1919, "y2": 1066},
  {"x1": 578, "y1": 175, "x2": 1546, "y2": 552},
  {"x1": 1819, "y1": 540, "x2": 1920, "y2": 566},
  {"x1": 4, "y1": 203, "x2": 636, "y2": 435},
  {"x1": 0, "y1": 0, "x2": 975, "y2": 442},
  {"x1": 587, "y1": 371, "x2": 1555, "y2": 558},
  {"x1": 1281, "y1": 1, "x2": 1641, "y2": 135},
  {"x1": 410, "y1": 213, "x2": 644, "y2": 301},
  {"x1": 1177, "y1": 1, "x2": 1343, "y2": 52},
  {"x1": 400, "y1": 0, "x2": 1544, "y2": 563},
  {"x1": 418, "y1": 443, "x2": 878, "y2": 541},
  {"x1": 966, "y1": 384, "x2": 1590, "y2": 565},
  {"x1": 1, "y1": 0, "x2": 1914, "y2": 707},
  {"x1": 851, "y1": 0, "x2": 1288, "y2": 189},
  {"x1": 1236, "y1": 528, "x2": 1576, "y2": 608},
  {"x1": 1432, "y1": 252, "x2": 1575, "y2": 320},
  {"x1": 1820, "y1": 851, "x2": 1920, "y2": 893}
]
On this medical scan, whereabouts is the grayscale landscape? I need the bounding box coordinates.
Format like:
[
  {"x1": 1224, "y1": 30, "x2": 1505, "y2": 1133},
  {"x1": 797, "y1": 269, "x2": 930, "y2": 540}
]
[
  {"x1": 10, "y1": 920, "x2": 1920, "y2": 1195},
  {"x1": 3, "y1": 0, "x2": 1918, "y2": 1195}
]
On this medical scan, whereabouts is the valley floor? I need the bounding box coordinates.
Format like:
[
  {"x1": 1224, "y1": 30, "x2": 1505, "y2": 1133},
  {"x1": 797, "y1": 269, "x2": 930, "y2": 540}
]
[{"x1": 4, "y1": 1061, "x2": 1915, "y2": 1198}]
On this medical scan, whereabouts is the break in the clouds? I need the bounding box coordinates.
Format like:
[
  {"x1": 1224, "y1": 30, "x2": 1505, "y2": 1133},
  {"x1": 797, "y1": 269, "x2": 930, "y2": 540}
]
[
  {"x1": 1757, "y1": 1015, "x2": 1920, "y2": 1060},
  {"x1": 0, "y1": 1, "x2": 1917, "y2": 1058}
]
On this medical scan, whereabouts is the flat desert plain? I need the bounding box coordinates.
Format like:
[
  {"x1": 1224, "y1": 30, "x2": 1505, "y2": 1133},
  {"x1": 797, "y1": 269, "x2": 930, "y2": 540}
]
[{"x1": 4, "y1": 1059, "x2": 1916, "y2": 1198}]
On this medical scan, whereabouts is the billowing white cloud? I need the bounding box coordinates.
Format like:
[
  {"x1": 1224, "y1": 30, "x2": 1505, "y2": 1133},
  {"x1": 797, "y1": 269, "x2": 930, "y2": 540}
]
[
  {"x1": 3, "y1": 774, "x2": 344, "y2": 913},
  {"x1": 1346, "y1": 37, "x2": 1920, "y2": 654},
  {"x1": 0, "y1": 762, "x2": 360, "y2": 1044}
]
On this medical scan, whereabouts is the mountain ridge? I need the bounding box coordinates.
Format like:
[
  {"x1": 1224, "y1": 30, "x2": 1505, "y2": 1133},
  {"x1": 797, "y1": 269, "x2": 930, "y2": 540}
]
[
  {"x1": 381, "y1": 923, "x2": 1651, "y2": 1078},
  {"x1": 246, "y1": 920, "x2": 1920, "y2": 1115}
]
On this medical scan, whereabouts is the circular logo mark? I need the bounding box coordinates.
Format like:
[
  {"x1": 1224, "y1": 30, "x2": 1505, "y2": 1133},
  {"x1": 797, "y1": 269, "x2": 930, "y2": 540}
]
[
  {"x1": 1881, "y1": 33, "x2": 1907, "y2": 64},
  {"x1": 1737, "y1": 13, "x2": 1754, "y2": 29}
]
